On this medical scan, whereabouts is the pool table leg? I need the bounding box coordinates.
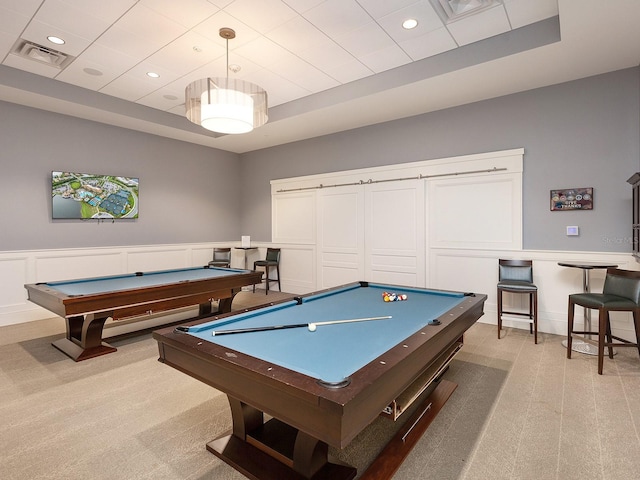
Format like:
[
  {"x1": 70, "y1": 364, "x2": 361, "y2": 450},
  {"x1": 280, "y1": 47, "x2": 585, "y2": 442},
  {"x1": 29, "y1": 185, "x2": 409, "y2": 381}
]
[
  {"x1": 214, "y1": 287, "x2": 242, "y2": 314},
  {"x1": 206, "y1": 396, "x2": 356, "y2": 480},
  {"x1": 52, "y1": 314, "x2": 117, "y2": 362}
]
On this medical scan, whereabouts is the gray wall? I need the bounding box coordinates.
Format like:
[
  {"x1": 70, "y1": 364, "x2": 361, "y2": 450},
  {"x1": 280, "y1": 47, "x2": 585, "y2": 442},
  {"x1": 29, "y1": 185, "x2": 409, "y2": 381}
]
[
  {"x1": 0, "y1": 101, "x2": 241, "y2": 251},
  {"x1": 240, "y1": 67, "x2": 640, "y2": 253},
  {"x1": 1, "y1": 67, "x2": 638, "y2": 253}
]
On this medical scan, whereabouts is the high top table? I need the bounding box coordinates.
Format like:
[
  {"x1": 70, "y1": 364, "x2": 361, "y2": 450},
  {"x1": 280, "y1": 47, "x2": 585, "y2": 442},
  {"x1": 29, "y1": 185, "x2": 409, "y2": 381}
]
[
  {"x1": 558, "y1": 261, "x2": 618, "y2": 355},
  {"x1": 234, "y1": 246, "x2": 258, "y2": 270}
]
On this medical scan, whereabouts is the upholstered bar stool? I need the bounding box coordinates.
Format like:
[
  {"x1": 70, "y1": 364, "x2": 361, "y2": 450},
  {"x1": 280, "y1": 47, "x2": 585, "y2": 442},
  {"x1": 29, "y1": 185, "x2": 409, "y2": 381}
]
[
  {"x1": 497, "y1": 259, "x2": 538, "y2": 343},
  {"x1": 568, "y1": 268, "x2": 640, "y2": 374},
  {"x1": 208, "y1": 248, "x2": 231, "y2": 268},
  {"x1": 253, "y1": 248, "x2": 281, "y2": 294}
]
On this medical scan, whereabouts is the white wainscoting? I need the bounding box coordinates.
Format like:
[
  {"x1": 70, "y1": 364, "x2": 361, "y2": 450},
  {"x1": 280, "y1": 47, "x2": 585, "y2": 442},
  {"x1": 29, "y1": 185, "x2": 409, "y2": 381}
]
[
  {"x1": 232, "y1": 243, "x2": 316, "y2": 294},
  {"x1": 430, "y1": 249, "x2": 639, "y2": 342},
  {"x1": 0, "y1": 243, "x2": 213, "y2": 328},
  {"x1": 0, "y1": 242, "x2": 316, "y2": 328},
  {"x1": 271, "y1": 243, "x2": 316, "y2": 294},
  {"x1": 2, "y1": 244, "x2": 638, "y2": 345}
]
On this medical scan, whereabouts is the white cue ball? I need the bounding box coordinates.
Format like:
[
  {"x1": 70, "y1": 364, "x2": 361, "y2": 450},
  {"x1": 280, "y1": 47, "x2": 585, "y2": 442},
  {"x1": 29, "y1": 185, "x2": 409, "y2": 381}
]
[{"x1": 308, "y1": 323, "x2": 317, "y2": 332}]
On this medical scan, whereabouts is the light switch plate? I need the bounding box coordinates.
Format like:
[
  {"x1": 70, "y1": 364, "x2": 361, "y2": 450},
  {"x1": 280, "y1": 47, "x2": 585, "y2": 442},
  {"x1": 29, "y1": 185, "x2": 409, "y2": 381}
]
[{"x1": 566, "y1": 226, "x2": 579, "y2": 236}]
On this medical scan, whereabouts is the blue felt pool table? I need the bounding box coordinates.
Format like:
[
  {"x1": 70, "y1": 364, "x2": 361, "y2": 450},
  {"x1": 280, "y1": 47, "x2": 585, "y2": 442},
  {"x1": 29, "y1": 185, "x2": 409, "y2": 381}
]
[
  {"x1": 25, "y1": 265, "x2": 262, "y2": 361},
  {"x1": 154, "y1": 281, "x2": 487, "y2": 480}
]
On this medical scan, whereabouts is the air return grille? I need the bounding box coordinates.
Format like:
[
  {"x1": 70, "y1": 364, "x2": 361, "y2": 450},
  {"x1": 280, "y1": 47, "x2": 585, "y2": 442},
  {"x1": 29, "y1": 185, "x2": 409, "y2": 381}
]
[{"x1": 12, "y1": 39, "x2": 74, "y2": 69}]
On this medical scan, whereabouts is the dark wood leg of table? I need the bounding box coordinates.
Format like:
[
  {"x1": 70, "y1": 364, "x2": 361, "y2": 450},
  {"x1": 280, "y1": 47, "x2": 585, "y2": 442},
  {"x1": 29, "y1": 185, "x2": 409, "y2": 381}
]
[
  {"x1": 198, "y1": 286, "x2": 243, "y2": 316},
  {"x1": 66, "y1": 314, "x2": 83, "y2": 341},
  {"x1": 229, "y1": 397, "x2": 264, "y2": 437},
  {"x1": 217, "y1": 288, "x2": 242, "y2": 314},
  {"x1": 206, "y1": 397, "x2": 356, "y2": 480},
  {"x1": 52, "y1": 314, "x2": 117, "y2": 361},
  {"x1": 216, "y1": 298, "x2": 232, "y2": 314},
  {"x1": 293, "y1": 430, "x2": 330, "y2": 478},
  {"x1": 198, "y1": 302, "x2": 213, "y2": 316}
]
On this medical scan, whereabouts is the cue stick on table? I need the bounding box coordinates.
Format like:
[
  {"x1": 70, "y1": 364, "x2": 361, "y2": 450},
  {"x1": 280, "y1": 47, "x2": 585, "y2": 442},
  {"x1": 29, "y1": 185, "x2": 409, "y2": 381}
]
[{"x1": 211, "y1": 315, "x2": 392, "y2": 336}]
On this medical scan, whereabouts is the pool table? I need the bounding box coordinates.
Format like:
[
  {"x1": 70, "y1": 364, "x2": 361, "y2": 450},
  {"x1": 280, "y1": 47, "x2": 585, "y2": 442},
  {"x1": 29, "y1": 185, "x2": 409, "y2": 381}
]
[
  {"x1": 25, "y1": 266, "x2": 262, "y2": 361},
  {"x1": 153, "y1": 281, "x2": 486, "y2": 480}
]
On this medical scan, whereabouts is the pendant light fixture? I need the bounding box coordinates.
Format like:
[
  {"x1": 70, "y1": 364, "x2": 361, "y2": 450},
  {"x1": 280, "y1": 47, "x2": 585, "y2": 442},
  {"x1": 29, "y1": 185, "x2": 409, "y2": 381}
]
[{"x1": 185, "y1": 28, "x2": 268, "y2": 135}]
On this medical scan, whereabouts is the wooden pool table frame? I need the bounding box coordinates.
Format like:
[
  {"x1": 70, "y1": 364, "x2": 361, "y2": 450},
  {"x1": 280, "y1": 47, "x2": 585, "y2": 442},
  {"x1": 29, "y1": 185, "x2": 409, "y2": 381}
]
[
  {"x1": 25, "y1": 267, "x2": 263, "y2": 362},
  {"x1": 153, "y1": 282, "x2": 487, "y2": 480}
]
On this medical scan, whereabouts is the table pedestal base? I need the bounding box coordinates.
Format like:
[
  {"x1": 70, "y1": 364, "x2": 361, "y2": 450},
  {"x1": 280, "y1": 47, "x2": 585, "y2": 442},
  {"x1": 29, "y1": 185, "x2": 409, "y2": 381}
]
[
  {"x1": 562, "y1": 338, "x2": 616, "y2": 356},
  {"x1": 52, "y1": 337, "x2": 117, "y2": 361},
  {"x1": 54, "y1": 294, "x2": 239, "y2": 361},
  {"x1": 561, "y1": 338, "x2": 598, "y2": 356},
  {"x1": 207, "y1": 380, "x2": 457, "y2": 480},
  {"x1": 207, "y1": 434, "x2": 356, "y2": 480}
]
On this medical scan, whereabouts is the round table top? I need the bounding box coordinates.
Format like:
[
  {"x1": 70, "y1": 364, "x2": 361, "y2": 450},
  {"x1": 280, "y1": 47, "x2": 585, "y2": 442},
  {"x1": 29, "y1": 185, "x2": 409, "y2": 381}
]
[{"x1": 557, "y1": 261, "x2": 618, "y2": 270}]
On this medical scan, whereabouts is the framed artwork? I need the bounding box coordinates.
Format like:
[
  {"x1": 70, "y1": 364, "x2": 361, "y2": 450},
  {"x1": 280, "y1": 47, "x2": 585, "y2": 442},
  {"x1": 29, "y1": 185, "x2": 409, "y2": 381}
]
[{"x1": 550, "y1": 188, "x2": 593, "y2": 211}]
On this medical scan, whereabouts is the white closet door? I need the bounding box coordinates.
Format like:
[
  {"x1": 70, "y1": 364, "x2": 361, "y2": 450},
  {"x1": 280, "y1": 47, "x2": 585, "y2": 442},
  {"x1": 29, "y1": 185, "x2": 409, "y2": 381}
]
[
  {"x1": 365, "y1": 180, "x2": 425, "y2": 287},
  {"x1": 316, "y1": 186, "x2": 365, "y2": 289}
]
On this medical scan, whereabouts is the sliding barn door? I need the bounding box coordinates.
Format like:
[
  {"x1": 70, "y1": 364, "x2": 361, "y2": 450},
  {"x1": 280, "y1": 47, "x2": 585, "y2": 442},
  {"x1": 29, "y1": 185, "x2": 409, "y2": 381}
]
[
  {"x1": 316, "y1": 186, "x2": 365, "y2": 289},
  {"x1": 364, "y1": 180, "x2": 425, "y2": 286},
  {"x1": 271, "y1": 148, "x2": 524, "y2": 293}
]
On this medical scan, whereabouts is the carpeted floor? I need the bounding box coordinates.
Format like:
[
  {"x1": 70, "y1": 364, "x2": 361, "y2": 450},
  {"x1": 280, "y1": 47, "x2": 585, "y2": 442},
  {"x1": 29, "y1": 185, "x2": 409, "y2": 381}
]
[{"x1": 2, "y1": 290, "x2": 640, "y2": 480}]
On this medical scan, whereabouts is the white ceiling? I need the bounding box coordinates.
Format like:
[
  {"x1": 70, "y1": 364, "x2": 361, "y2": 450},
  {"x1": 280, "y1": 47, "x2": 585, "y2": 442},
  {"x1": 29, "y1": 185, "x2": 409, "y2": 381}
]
[{"x1": 0, "y1": 0, "x2": 639, "y2": 154}]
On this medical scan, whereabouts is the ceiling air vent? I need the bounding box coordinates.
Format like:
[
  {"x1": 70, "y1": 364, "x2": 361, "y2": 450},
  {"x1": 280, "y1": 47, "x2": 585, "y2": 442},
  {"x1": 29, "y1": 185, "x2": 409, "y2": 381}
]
[
  {"x1": 433, "y1": 0, "x2": 503, "y2": 23},
  {"x1": 12, "y1": 39, "x2": 74, "y2": 69}
]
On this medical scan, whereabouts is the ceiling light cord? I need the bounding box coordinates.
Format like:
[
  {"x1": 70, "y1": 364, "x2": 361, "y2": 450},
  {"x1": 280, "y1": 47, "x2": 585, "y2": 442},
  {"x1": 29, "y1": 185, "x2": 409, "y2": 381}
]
[{"x1": 220, "y1": 27, "x2": 235, "y2": 79}]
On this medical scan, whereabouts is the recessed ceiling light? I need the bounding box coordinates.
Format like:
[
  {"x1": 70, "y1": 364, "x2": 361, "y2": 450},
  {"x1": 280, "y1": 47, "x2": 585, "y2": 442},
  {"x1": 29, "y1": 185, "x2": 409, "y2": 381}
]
[
  {"x1": 146, "y1": 72, "x2": 160, "y2": 78},
  {"x1": 402, "y1": 18, "x2": 418, "y2": 29},
  {"x1": 163, "y1": 94, "x2": 178, "y2": 101},
  {"x1": 47, "y1": 35, "x2": 65, "y2": 45}
]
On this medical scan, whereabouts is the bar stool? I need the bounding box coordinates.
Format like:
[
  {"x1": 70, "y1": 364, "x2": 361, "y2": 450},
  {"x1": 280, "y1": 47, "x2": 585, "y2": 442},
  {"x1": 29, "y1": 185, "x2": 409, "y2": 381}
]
[
  {"x1": 568, "y1": 268, "x2": 640, "y2": 374},
  {"x1": 253, "y1": 248, "x2": 281, "y2": 294},
  {"x1": 208, "y1": 248, "x2": 231, "y2": 268},
  {"x1": 497, "y1": 259, "x2": 538, "y2": 343}
]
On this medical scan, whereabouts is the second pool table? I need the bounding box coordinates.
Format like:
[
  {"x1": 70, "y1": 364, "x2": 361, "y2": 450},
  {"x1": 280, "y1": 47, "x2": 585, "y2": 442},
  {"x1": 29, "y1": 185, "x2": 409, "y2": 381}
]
[
  {"x1": 154, "y1": 281, "x2": 486, "y2": 480},
  {"x1": 25, "y1": 265, "x2": 262, "y2": 361}
]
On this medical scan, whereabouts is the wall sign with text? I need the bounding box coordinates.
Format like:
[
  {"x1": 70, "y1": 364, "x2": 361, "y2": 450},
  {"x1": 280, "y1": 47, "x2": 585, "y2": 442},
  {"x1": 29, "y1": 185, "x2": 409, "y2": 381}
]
[{"x1": 550, "y1": 188, "x2": 593, "y2": 211}]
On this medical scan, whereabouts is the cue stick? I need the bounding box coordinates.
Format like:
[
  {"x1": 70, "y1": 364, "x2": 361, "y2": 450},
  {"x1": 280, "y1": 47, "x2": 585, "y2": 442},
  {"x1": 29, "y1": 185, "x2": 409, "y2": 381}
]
[{"x1": 211, "y1": 315, "x2": 392, "y2": 336}]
